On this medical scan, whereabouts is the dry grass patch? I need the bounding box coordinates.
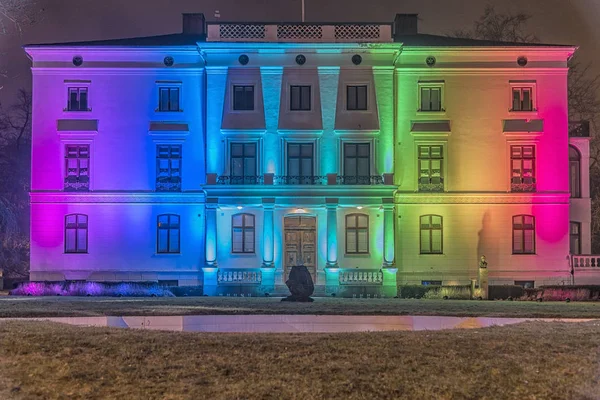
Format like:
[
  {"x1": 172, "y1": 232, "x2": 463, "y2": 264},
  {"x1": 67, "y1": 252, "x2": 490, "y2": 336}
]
[
  {"x1": 1, "y1": 297, "x2": 600, "y2": 319},
  {"x1": 0, "y1": 321, "x2": 599, "y2": 399}
]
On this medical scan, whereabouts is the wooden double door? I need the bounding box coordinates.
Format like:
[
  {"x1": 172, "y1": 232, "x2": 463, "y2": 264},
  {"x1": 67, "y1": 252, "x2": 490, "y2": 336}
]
[{"x1": 283, "y1": 216, "x2": 317, "y2": 283}]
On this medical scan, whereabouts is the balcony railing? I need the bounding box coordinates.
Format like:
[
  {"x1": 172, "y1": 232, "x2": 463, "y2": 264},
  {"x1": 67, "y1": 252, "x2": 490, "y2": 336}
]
[
  {"x1": 337, "y1": 175, "x2": 385, "y2": 185},
  {"x1": 511, "y1": 178, "x2": 536, "y2": 193},
  {"x1": 217, "y1": 175, "x2": 264, "y2": 185},
  {"x1": 340, "y1": 270, "x2": 383, "y2": 285},
  {"x1": 64, "y1": 176, "x2": 89, "y2": 192},
  {"x1": 217, "y1": 270, "x2": 262, "y2": 285},
  {"x1": 571, "y1": 255, "x2": 600, "y2": 268},
  {"x1": 277, "y1": 175, "x2": 327, "y2": 185},
  {"x1": 156, "y1": 177, "x2": 181, "y2": 192},
  {"x1": 418, "y1": 178, "x2": 444, "y2": 193},
  {"x1": 569, "y1": 121, "x2": 590, "y2": 138}
]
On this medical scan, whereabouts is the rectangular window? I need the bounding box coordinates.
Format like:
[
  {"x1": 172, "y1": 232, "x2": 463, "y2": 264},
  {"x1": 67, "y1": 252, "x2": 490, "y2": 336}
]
[
  {"x1": 156, "y1": 145, "x2": 182, "y2": 192},
  {"x1": 420, "y1": 215, "x2": 443, "y2": 254},
  {"x1": 232, "y1": 214, "x2": 255, "y2": 253},
  {"x1": 290, "y1": 85, "x2": 311, "y2": 111},
  {"x1": 420, "y1": 86, "x2": 442, "y2": 112},
  {"x1": 345, "y1": 214, "x2": 369, "y2": 254},
  {"x1": 514, "y1": 280, "x2": 535, "y2": 288},
  {"x1": 343, "y1": 143, "x2": 370, "y2": 184},
  {"x1": 513, "y1": 215, "x2": 536, "y2": 254},
  {"x1": 67, "y1": 87, "x2": 88, "y2": 111},
  {"x1": 511, "y1": 145, "x2": 536, "y2": 192},
  {"x1": 512, "y1": 87, "x2": 533, "y2": 111},
  {"x1": 233, "y1": 85, "x2": 254, "y2": 111},
  {"x1": 418, "y1": 145, "x2": 444, "y2": 192},
  {"x1": 230, "y1": 143, "x2": 257, "y2": 184},
  {"x1": 158, "y1": 87, "x2": 180, "y2": 112},
  {"x1": 64, "y1": 145, "x2": 90, "y2": 192},
  {"x1": 65, "y1": 214, "x2": 88, "y2": 253},
  {"x1": 287, "y1": 143, "x2": 314, "y2": 184},
  {"x1": 157, "y1": 214, "x2": 180, "y2": 254},
  {"x1": 346, "y1": 85, "x2": 368, "y2": 111},
  {"x1": 570, "y1": 222, "x2": 581, "y2": 255}
]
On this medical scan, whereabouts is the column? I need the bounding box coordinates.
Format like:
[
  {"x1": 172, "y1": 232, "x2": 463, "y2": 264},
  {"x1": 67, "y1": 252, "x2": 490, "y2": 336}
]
[
  {"x1": 382, "y1": 199, "x2": 395, "y2": 267},
  {"x1": 262, "y1": 198, "x2": 275, "y2": 267},
  {"x1": 204, "y1": 200, "x2": 218, "y2": 267},
  {"x1": 326, "y1": 198, "x2": 339, "y2": 267}
]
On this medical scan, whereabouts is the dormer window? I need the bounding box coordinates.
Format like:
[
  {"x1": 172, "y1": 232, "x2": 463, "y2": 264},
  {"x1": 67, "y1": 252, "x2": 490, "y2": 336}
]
[
  {"x1": 158, "y1": 87, "x2": 180, "y2": 112},
  {"x1": 512, "y1": 87, "x2": 533, "y2": 111},
  {"x1": 67, "y1": 87, "x2": 88, "y2": 111},
  {"x1": 233, "y1": 85, "x2": 255, "y2": 111},
  {"x1": 418, "y1": 82, "x2": 444, "y2": 112},
  {"x1": 290, "y1": 85, "x2": 311, "y2": 111},
  {"x1": 346, "y1": 85, "x2": 368, "y2": 111}
]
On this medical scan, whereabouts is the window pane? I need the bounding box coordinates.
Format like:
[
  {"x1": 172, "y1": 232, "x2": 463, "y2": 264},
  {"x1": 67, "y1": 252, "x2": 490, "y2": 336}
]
[
  {"x1": 158, "y1": 230, "x2": 168, "y2": 253},
  {"x1": 357, "y1": 158, "x2": 369, "y2": 176},
  {"x1": 357, "y1": 230, "x2": 368, "y2": 253},
  {"x1": 243, "y1": 157, "x2": 256, "y2": 176},
  {"x1": 514, "y1": 230, "x2": 523, "y2": 253},
  {"x1": 420, "y1": 215, "x2": 430, "y2": 229},
  {"x1": 244, "y1": 214, "x2": 254, "y2": 227},
  {"x1": 79, "y1": 89, "x2": 88, "y2": 110},
  {"x1": 431, "y1": 230, "x2": 442, "y2": 253},
  {"x1": 357, "y1": 215, "x2": 368, "y2": 228},
  {"x1": 244, "y1": 230, "x2": 254, "y2": 252},
  {"x1": 357, "y1": 86, "x2": 367, "y2": 110},
  {"x1": 301, "y1": 86, "x2": 311, "y2": 110},
  {"x1": 421, "y1": 230, "x2": 431, "y2": 252},
  {"x1": 77, "y1": 229, "x2": 87, "y2": 252},
  {"x1": 232, "y1": 228, "x2": 243, "y2": 252},
  {"x1": 344, "y1": 158, "x2": 356, "y2": 177},
  {"x1": 522, "y1": 88, "x2": 531, "y2": 111},
  {"x1": 170, "y1": 88, "x2": 179, "y2": 111},
  {"x1": 358, "y1": 144, "x2": 369, "y2": 157},
  {"x1": 301, "y1": 158, "x2": 312, "y2": 176},
  {"x1": 288, "y1": 144, "x2": 300, "y2": 157},
  {"x1": 66, "y1": 229, "x2": 77, "y2": 252},
  {"x1": 345, "y1": 144, "x2": 356, "y2": 157},
  {"x1": 301, "y1": 144, "x2": 312, "y2": 157},
  {"x1": 159, "y1": 88, "x2": 169, "y2": 111},
  {"x1": 232, "y1": 214, "x2": 243, "y2": 227},
  {"x1": 347, "y1": 216, "x2": 356, "y2": 228},
  {"x1": 421, "y1": 88, "x2": 431, "y2": 111},
  {"x1": 169, "y1": 229, "x2": 180, "y2": 252},
  {"x1": 347, "y1": 86, "x2": 357, "y2": 110},
  {"x1": 233, "y1": 87, "x2": 244, "y2": 110},
  {"x1": 512, "y1": 89, "x2": 521, "y2": 111},
  {"x1": 524, "y1": 231, "x2": 534, "y2": 253},
  {"x1": 291, "y1": 86, "x2": 300, "y2": 110},
  {"x1": 346, "y1": 232, "x2": 357, "y2": 253},
  {"x1": 430, "y1": 88, "x2": 440, "y2": 111}
]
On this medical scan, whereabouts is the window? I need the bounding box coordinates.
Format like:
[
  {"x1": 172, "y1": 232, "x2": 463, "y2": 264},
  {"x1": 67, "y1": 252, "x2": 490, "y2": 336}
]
[
  {"x1": 64, "y1": 145, "x2": 90, "y2": 191},
  {"x1": 233, "y1": 85, "x2": 255, "y2": 111},
  {"x1": 230, "y1": 143, "x2": 257, "y2": 184},
  {"x1": 511, "y1": 145, "x2": 536, "y2": 192},
  {"x1": 420, "y1": 86, "x2": 442, "y2": 112},
  {"x1": 570, "y1": 146, "x2": 581, "y2": 198},
  {"x1": 422, "y1": 280, "x2": 442, "y2": 286},
  {"x1": 287, "y1": 143, "x2": 314, "y2": 184},
  {"x1": 232, "y1": 213, "x2": 255, "y2": 253},
  {"x1": 512, "y1": 215, "x2": 535, "y2": 254},
  {"x1": 67, "y1": 87, "x2": 88, "y2": 111},
  {"x1": 156, "y1": 145, "x2": 182, "y2": 192},
  {"x1": 65, "y1": 214, "x2": 88, "y2": 253},
  {"x1": 343, "y1": 143, "x2": 370, "y2": 184},
  {"x1": 158, "y1": 87, "x2": 180, "y2": 112},
  {"x1": 345, "y1": 214, "x2": 369, "y2": 254},
  {"x1": 290, "y1": 85, "x2": 311, "y2": 111},
  {"x1": 347, "y1": 85, "x2": 368, "y2": 111},
  {"x1": 418, "y1": 145, "x2": 444, "y2": 192},
  {"x1": 157, "y1": 214, "x2": 180, "y2": 254},
  {"x1": 515, "y1": 280, "x2": 535, "y2": 288},
  {"x1": 570, "y1": 222, "x2": 581, "y2": 255},
  {"x1": 420, "y1": 215, "x2": 443, "y2": 254},
  {"x1": 511, "y1": 87, "x2": 533, "y2": 111}
]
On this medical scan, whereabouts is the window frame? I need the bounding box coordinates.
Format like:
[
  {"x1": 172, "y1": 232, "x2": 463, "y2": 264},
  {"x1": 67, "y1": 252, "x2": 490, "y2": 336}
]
[
  {"x1": 417, "y1": 144, "x2": 444, "y2": 192},
  {"x1": 286, "y1": 142, "x2": 314, "y2": 184},
  {"x1": 232, "y1": 85, "x2": 255, "y2": 111},
  {"x1": 64, "y1": 144, "x2": 90, "y2": 192},
  {"x1": 569, "y1": 145, "x2": 582, "y2": 198},
  {"x1": 229, "y1": 142, "x2": 258, "y2": 184},
  {"x1": 67, "y1": 87, "x2": 90, "y2": 112},
  {"x1": 64, "y1": 213, "x2": 88, "y2": 254},
  {"x1": 417, "y1": 81, "x2": 445, "y2": 113},
  {"x1": 155, "y1": 81, "x2": 182, "y2": 113},
  {"x1": 289, "y1": 85, "x2": 312, "y2": 111},
  {"x1": 158, "y1": 86, "x2": 181, "y2": 112},
  {"x1": 157, "y1": 214, "x2": 181, "y2": 254},
  {"x1": 510, "y1": 145, "x2": 537, "y2": 192},
  {"x1": 419, "y1": 215, "x2": 443, "y2": 255},
  {"x1": 345, "y1": 213, "x2": 370, "y2": 255},
  {"x1": 343, "y1": 142, "x2": 371, "y2": 184},
  {"x1": 512, "y1": 215, "x2": 536, "y2": 255},
  {"x1": 509, "y1": 81, "x2": 536, "y2": 112},
  {"x1": 570, "y1": 221, "x2": 582, "y2": 255},
  {"x1": 346, "y1": 85, "x2": 368, "y2": 111},
  {"x1": 156, "y1": 144, "x2": 182, "y2": 192},
  {"x1": 231, "y1": 213, "x2": 256, "y2": 254}
]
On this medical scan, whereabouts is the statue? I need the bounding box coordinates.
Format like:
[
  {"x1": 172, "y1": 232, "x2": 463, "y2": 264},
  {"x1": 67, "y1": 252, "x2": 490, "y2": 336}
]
[
  {"x1": 478, "y1": 255, "x2": 489, "y2": 300},
  {"x1": 281, "y1": 255, "x2": 314, "y2": 302},
  {"x1": 479, "y1": 255, "x2": 488, "y2": 269}
]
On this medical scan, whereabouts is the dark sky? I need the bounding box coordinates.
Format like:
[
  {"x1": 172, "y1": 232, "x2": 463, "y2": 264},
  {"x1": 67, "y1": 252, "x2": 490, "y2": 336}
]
[{"x1": 1, "y1": 0, "x2": 599, "y2": 102}]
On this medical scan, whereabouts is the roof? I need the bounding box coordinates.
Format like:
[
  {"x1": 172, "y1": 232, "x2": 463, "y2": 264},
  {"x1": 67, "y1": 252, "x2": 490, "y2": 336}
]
[{"x1": 24, "y1": 32, "x2": 573, "y2": 49}]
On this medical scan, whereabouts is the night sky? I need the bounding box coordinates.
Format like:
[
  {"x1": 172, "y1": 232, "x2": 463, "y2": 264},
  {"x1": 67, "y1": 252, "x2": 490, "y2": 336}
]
[{"x1": 1, "y1": 0, "x2": 599, "y2": 101}]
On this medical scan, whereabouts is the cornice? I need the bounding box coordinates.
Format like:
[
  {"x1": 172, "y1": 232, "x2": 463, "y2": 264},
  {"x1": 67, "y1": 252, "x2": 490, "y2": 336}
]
[
  {"x1": 394, "y1": 192, "x2": 570, "y2": 204},
  {"x1": 30, "y1": 192, "x2": 207, "y2": 204}
]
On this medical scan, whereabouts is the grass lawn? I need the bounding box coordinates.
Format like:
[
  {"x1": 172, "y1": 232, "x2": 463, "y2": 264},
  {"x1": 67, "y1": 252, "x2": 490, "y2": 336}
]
[
  {"x1": 0, "y1": 297, "x2": 600, "y2": 319},
  {"x1": 0, "y1": 321, "x2": 599, "y2": 399}
]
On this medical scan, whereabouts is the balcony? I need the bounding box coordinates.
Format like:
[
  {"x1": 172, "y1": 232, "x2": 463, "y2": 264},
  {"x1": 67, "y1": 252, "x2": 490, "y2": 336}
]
[
  {"x1": 337, "y1": 175, "x2": 385, "y2": 185},
  {"x1": 569, "y1": 121, "x2": 590, "y2": 138},
  {"x1": 156, "y1": 177, "x2": 181, "y2": 192},
  {"x1": 208, "y1": 173, "x2": 394, "y2": 186},
  {"x1": 206, "y1": 22, "x2": 393, "y2": 43},
  {"x1": 571, "y1": 255, "x2": 600, "y2": 268},
  {"x1": 217, "y1": 269, "x2": 262, "y2": 285},
  {"x1": 511, "y1": 178, "x2": 536, "y2": 193},
  {"x1": 418, "y1": 178, "x2": 444, "y2": 193},
  {"x1": 64, "y1": 176, "x2": 89, "y2": 192},
  {"x1": 339, "y1": 270, "x2": 383, "y2": 285}
]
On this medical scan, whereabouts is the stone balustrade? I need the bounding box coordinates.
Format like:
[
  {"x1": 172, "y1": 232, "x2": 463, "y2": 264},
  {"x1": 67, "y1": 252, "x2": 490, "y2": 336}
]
[
  {"x1": 217, "y1": 270, "x2": 262, "y2": 285},
  {"x1": 339, "y1": 270, "x2": 383, "y2": 285},
  {"x1": 571, "y1": 255, "x2": 600, "y2": 269}
]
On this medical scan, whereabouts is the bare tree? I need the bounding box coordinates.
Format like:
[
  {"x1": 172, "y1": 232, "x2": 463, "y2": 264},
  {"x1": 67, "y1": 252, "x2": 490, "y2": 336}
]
[
  {"x1": 0, "y1": 0, "x2": 43, "y2": 35},
  {"x1": 452, "y1": 5, "x2": 538, "y2": 43}
]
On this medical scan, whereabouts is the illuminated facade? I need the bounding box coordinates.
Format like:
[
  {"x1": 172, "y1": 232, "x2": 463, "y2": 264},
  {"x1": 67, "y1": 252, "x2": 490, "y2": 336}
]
[{"x1": 25, "y1": 14, "x2": 596, "y2": 295}]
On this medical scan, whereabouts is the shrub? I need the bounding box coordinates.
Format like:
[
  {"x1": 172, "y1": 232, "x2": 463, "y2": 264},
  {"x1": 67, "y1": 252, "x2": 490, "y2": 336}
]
[
  {"x1": 397, "y1": 285, "x2": 437, "y2": 299},
  {"x1": 423, "y1": 285, "x2": 472, "y2": 300},
  {"x1": 10, "y1": 281, "x2": 174, "y2": 297},
  {"x1": 539, "y1": 285, "x2": 600, "y2": 302},
  {"x1": 489, "y1": 285, "x2": 524, "y2": 300}
]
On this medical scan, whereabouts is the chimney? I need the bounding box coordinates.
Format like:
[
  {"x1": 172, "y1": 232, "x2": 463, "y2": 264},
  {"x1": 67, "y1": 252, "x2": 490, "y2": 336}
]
[
  {"x1": 182, "y1": 13, "x2": 206, "y2": 35},
  {"x1": 393, "y1": 14, "x2": 418, "y2": 37}
]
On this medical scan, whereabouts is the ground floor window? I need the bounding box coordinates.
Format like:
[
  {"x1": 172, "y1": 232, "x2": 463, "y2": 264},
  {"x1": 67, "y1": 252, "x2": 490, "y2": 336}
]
[
  {"x1": 420, "y1": 215, "x2": 443, "y2": 254},
  {"x1": 512, "y1": 215, "x2": 535, "y2": 254},
  {"x1": 65, "y1": 214, "x2": 88, "y2": 253},
  {"x1": 570, "y1": 221, "x2": 581, "y2": 255},
  {"x1": 514, "y1": 280, "x2": 535, "y2": 288},
  {"x1": 157, "y1": 214, "x2": 180, "y2": 254},
  {"x1": 345, "y1": 214, "x2": 369, "y2": 254},
  {"x1": 232, "y1": 213, "x2": 255, "y2": 253}
]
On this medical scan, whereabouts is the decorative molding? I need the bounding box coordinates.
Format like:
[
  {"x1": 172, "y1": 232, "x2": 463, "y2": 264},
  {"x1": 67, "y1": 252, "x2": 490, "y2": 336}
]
[
  {"x1": 394, "y1": 192, "x2": 570, "y2": 204},
  {"x1": 30, "y1": 192, "x2": 206, "y2": 204}
]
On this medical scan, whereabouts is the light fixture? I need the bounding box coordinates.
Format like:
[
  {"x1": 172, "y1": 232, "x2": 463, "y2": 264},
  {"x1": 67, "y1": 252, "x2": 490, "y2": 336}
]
[
  {"x1": 295, "y1": 208, "x2": 306, "y2": 213},
  {"x1": 357, "y1": 206, "x2": 363, "y2": 210},
  {"x1": 237, "y1": 206, "x2": 243, "y2": 210}
]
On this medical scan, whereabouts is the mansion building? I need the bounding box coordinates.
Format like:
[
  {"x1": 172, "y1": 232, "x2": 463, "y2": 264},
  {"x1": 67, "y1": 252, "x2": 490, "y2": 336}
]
[{"x1": 25, "y1": 14, "x2": 596, "y2": 296}]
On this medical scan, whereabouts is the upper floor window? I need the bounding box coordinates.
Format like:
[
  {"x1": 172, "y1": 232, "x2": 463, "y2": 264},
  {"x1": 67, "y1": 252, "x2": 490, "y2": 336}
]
[
  {"x1": 64, "y1": 145, "x2": 90, "y2": 192},
  {"x1": 419, "y1": 85, "x2": 442, "y2": 112},
  {"x1": 233, "y1": 85, "x2": 255, "y2": 111},
  {"x1": 345, "y1": 214, "x2": 369, "y2": 254},
  {"x1": 511, "y1": 145, "x2": 536, "y2": 192},
  {"x1": 65, "y1": 214, "x2": 88, "y2": 253},
  {"x1": 513, "y1": 215, "x2": 535, "y2": 254},
  {"x1": 290, "y1": 85, "x2": 311, "y2": 111},
  {"x1": 232, "y1": 213, "x2": 255, "y2": 254},
  {"x1": 67, "y1": 87, "x2": 88, "y2": 111},
  {"x1": 343, "y1": 143, "x2": 370, "y2": 184},
  {"x1": 418, "y1": 145, "x2": 444, "y2": 192},
  {"x1": 156, "y1": 145, "x2": 182, "y2": 192},
  {"x1": 420, "y1": 215, "x2": 443, "y2": 254},
  {"x1": 287, "y1": 143, "x2": 314, "y2": 184},
  {"x1": 570, "y1": 221, "x2": 581, "y2": 255},
  {"x1": 157, "y1": 214, "x2": 180, "y2": 254},
  {"x1": 511, "y1": 87, "x2": 534, "y2": 112},
  {"x1": 230, "y1": 142, "x2": 257, "y2": 184},
  {"x1": 158, "y1": 87, "x2": 180, "y2": 112},
  {"x1": 569, "y1": 145, "x2": 581, "y2": 198},
  {"x1": 347, "y1": 85, "x2": 368, "y2": 111}
]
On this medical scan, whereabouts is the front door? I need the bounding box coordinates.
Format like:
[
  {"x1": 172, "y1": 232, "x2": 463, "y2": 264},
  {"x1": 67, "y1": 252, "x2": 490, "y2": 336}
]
[{"x1": 283, "y1": 216, "x2": 317, "y2": 283}]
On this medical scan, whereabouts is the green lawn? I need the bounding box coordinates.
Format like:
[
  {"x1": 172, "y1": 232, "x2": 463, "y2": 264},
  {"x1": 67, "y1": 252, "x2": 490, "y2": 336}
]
[
  {"x1": 0, "y1": 321, "x2": 598, "y2": 399},
  {"x1": 0, "y1": 296, "x2": 599, "y2": 318}
]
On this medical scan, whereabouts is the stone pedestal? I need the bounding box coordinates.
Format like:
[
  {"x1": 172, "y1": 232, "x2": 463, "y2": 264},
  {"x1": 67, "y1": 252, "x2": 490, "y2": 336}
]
[
  {"x1": 281, "y1": 265, "x2": 315, "y2": 302},
  {"x1": 478, "y1": 267, "x2": 489, "y2": 300}
]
